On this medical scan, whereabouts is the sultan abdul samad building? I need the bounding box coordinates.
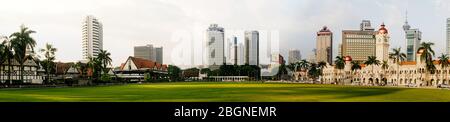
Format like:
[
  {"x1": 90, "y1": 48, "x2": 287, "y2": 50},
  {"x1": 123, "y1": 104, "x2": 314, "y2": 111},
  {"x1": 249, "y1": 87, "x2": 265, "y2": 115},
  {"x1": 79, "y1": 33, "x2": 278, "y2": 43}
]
[{"x1": 322, "y1": 23, "x2": 448, "y2": 87}]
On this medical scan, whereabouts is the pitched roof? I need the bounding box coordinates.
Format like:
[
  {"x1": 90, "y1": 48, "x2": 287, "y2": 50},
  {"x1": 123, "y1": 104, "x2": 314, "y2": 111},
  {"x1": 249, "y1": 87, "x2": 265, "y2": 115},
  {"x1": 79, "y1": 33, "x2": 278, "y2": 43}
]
[{"x1": 55, "y1": 62, "x2": 74, "y2": 75}]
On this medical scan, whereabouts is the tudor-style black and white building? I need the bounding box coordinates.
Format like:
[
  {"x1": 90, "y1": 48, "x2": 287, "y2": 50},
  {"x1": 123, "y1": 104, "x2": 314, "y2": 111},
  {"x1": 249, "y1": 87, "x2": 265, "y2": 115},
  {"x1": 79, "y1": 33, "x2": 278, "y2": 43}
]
[{"x1": 1, "y1": 58, "x2": 43, "y2": 84}]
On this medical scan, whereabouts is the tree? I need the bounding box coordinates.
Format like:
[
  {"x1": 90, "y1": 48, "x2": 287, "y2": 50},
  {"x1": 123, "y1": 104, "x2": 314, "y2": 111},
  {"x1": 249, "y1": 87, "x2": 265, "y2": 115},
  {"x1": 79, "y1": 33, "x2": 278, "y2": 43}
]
[
  {"x1": 97, "y1": 49, "x2": 112, "y2": 75},
  {"x1": 364, "y1": 56, "x2": 380, "y2": 76},
  {"x1": 334, "y1": 56, "x2": 345, "y2": 84},
  {"x1": 9, "y1": 25, "x2": 37, "y2": 83},
  {"x1": 87, "y1": 56, "x2": 101, "y2": 81},
  {"x1": 183, "y1": 68, "x2": 200, "y2": 78},
  {"x1": 381, "y1": 60, "x2": 389, "y2": 85},
  {"x1": 389, "y1": 47, "x2": 406, "y2": 85},
  {"x1": 317, "y1": 61, "x2": 327, "y2": 74},
  {"x1": 168, "y1": 65, "x2": 182, "y2": 81},
  {"x1": 419, "y1": 42, "x2": 436, "y2": 74},
  {"x1": 351, "y1": 61, "x2": 361, "y2": 73},
  {"x1": 350, "y1": 61, "x2": 361, "y2": 84},
  {"x1": 75, "y1": 61, "x2": 87, "y2": 78},
  {"x1": 39, "y1": 43, "x2": 57, "y2": 84},
  {"x1": 298, "y1": 60, "x2": 310, "y2": 71},
  {"x1": 0, "y1": 39, "x2": 6, "y2": 84},
  {"x1": 438, "y1": 54, "x2": 450, "y2": 85},
  {"x1": 308, "y1": 63, "x2": 320, "y2": 82}
]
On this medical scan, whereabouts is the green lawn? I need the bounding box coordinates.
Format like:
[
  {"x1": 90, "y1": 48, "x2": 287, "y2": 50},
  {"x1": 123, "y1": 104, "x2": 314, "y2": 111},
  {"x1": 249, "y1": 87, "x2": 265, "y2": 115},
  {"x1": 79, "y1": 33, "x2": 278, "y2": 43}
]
[{"x1": 1, "y1": 82, "x2": 450, "y2": 102}]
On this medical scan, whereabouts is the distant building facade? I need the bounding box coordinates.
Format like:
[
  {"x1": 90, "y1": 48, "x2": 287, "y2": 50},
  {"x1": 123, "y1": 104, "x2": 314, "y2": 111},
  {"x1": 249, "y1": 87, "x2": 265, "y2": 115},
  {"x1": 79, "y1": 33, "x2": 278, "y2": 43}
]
[
  {"x1": 316, "y1": 26, "x2": 333, "y2": 64},
  {"x1": 288, "y1": 49, "x2": 301, "y2": 64},
  {"x1": 134, "y1": 44, "x2": 163, "y2": 64},
  {"x1": 342, "y1": 20, "x2": 376, "y2": 62},
  {"x1": 206, "y1": 24, "x2": 225, "y2": 68},
  {"x1": 245, "y1": 31, "x2": 259, "y2": 65}
]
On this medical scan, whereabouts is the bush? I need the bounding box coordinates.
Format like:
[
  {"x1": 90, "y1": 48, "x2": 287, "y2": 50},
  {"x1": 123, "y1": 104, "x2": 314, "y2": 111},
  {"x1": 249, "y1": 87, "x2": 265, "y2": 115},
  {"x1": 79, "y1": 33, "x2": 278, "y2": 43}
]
[
  {"x1": 144, "y1": 73, "x2": 152, "y2": 82},
  {"x1": 100, "y1": 74, "x2": 112, "y2": 82}
]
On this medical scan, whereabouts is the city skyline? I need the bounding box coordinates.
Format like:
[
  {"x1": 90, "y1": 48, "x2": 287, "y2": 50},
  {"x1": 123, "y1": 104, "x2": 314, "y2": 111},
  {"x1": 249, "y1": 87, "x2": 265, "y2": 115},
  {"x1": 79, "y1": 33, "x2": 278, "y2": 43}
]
[{"x1": 2, "y1": 0, "x2": 450, "y2": 67}]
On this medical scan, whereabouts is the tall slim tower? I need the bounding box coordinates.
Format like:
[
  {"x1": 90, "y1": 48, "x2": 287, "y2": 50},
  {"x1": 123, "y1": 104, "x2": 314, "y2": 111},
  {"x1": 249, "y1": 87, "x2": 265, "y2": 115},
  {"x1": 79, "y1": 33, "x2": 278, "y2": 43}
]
[
  {"x1": 82, "y1": 15, "x2": 103, "y2": 60},
  {"x1": 206, "y1": 24, "x2": 225, "y2": 68},
  {"x1": 376, "y1": 23, "x2": 390, "y2": 62}
]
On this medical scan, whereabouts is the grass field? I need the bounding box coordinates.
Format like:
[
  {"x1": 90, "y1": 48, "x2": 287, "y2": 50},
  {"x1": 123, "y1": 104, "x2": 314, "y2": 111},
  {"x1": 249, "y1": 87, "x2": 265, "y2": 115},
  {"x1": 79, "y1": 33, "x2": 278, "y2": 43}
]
[{"x1": 1, "y1": 82, "x2": 450, "y2": 102}]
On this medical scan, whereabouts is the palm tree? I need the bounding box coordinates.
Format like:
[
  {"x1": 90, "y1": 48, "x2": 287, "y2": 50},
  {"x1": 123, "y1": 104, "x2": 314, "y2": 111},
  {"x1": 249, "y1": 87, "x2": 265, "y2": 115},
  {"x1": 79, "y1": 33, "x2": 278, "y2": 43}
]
[
  {"x1": 351, "y1": 61, "x2": 361, "y2": 73},
  {"x1": 1, "y1": 37, "x2": 14, "y2": 85},
  {"x1": 308, "y1": 63, "x2": 320, "y2": 82},
  {"x1": 334, "y1": 56, "x2": 345, "y2": 84},
  {"x1": 389, "y1": 47, "x2": 406, "y2": 85},
  {"x1": 419, "y1": 42, "x2": 436, "y2": 86},
  {"x1": 317, "y1": 61, "x2": 327, "y2": 83},
  {"x1": 350, "y1": 61, "x2": 361, "y2": 84},
  {"x1": 0, "y1": 39, "x2": 6, "y2": 83},
  {"x1": 364, "y1": 56, "x2": 380, "y2": 75},
  {"x1": 97, "y1": 50, "x2": 112, "y2": 75},
  {"x1": 9, "y1": 25, "x2": 37, "y2": 83},
  {"x1": 75, "y1": 61, "x2": 87, "y2": 78},
  {"x1": 298, "y1": 60, "x2": 310, "y2": 81},
  {"x1": 317, "y1": 61, "x2": 327, "y2": 75},
  {"x1": 298, "y1": 60, "x2": 310, "y2": 71},
  {"x1": 39, "y1": 43, "x2": 57, "y2": 84},
  {"x1": 381, "y1": 60, "x2": 389, "y2": 85},
  {"x1": 86, "y1": 56, "x2": 99, "y2": 80},
  {"x1": 438, "y1": 54, "x2": 450, "y2": 85}
]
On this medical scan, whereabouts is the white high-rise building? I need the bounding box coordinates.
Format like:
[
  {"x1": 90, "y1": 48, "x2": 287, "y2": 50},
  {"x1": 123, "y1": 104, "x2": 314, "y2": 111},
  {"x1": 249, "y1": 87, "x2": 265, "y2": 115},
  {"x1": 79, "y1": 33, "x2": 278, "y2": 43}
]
[
  {"x1": 375, "y1": 23, "x2": 390, "y2": 62},
  {"x1": 446, "y1": 18, "x2": 450, "y2": 55},
  {"x1": 82, "y1": 15, "x2": 103, "y2": 60},
  {"x1": 245, "y1": 31, "x2": 259, "y2": 65},
  {"x1": 238, "y1": 43, "x2": 245, "y2": 65},
  {"x1": 206, "y1": 24, "x2": 225, "y2": 68}
]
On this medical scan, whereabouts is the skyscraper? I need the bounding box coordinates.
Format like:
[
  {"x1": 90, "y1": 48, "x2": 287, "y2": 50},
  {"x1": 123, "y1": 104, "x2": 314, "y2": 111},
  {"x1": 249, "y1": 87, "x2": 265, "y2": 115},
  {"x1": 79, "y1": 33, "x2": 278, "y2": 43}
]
[
  {"x1": 206, "y1": 24, "x2": 225, "y2": 68},
  {"x1": 134, "y1": 44, "x2": 163, "y2": 64},
  {"x1": 245, "y1": 31, "x2": 259, "y2": 66},
  {"x1": 316, "y1": 26, "x2": 333, "y2": 64},
  {"x1": 155, "y1": 47, "x2": 163, "y2": 64},
  {"x1": 238, "y1": 43, "x2": 245, "y2": 65},
  {"x1": 228, "y1": 36, "x2": 238, "y2": 65},
  {"x1": 82, "y1": 15, "x2": 103, "y2": 60},
  {"x1": 288, "y1": 49, "x2": 301, "y2": 64},
  {"x1": 404, "y1": 12, "x2": 422, "y2": 61},
  {"x1": 342, "y1": 20, "x2": 376, "y2": 62}
]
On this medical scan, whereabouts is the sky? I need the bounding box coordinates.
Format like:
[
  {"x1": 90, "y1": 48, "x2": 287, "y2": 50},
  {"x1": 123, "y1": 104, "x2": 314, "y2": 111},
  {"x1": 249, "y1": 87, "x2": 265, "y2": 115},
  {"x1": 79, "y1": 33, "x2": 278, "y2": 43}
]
[{"x1": 1, "y1": 0, "x2": 450, "y2": 68}]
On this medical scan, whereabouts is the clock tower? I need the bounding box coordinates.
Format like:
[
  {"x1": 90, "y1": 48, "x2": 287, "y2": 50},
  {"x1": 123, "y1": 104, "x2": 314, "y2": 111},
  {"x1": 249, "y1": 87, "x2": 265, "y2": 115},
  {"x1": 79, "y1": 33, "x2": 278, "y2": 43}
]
[{"x1": 376, "y1": 23, "x2": 390, "y2": 62}]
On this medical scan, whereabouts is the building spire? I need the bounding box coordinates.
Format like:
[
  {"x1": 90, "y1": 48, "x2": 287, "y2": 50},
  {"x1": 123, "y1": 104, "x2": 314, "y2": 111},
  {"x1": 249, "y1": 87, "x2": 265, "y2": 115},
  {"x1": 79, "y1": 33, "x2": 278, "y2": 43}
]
[
  {"x1": 405, "y1": 10, "x2": 408, "y2": 23},
  {"x1": 403, "y1": 9, "x2": 411, "y2": 32}
]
